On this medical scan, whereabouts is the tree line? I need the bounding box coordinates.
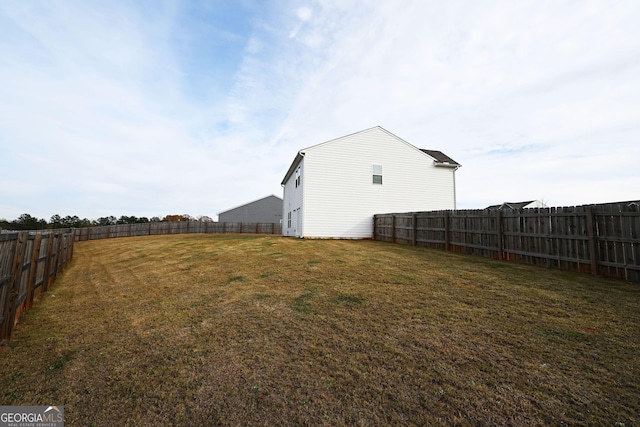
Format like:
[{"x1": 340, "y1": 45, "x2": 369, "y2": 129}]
[{"x1": 0, "y1": 213, "x2": 214, "y2": 231}]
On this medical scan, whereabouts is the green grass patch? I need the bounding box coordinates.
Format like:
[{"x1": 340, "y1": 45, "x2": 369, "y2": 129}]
[
  {"x1": 291, "y1": 289, "x2": 316, "y2": 314},
  {"x1": 333, "y1": 294, "x2": 364, "y2": 306}
]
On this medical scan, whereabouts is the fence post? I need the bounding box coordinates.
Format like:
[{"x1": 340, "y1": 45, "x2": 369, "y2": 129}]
[
  {"x1": 444, "y1": 211, "x2": 450, "y2": 251},
  {"x1": 497, "y1": 209, "x2": 504, "y2": 260},
  {"x1": 55, "y1": 231, "x2": 65, "y2": 278},
  {"x1": 412, "y1": 213, "x2": 417, "y2": 246},
  {"x1": 42, "y1": 232, "x2": 55, "y2": 292},
  {"x1": 372, "y1": 215, "x2": 377, "y2": 240},
  {"x1": 67, "y1": 231, "x2": 74, "y2": 262},
  {"x1": 2, "y1": 232, "x2": 27, "y2": 344},
  {"x1": 585, "y1": 206, "x2": 598, "y2": 275},
  {"x1": 392, "y1": 215, "x2": 396, "y2": 244},
  {"x1": 26, "y1": 233, "x2": 42, "y2": 311}
]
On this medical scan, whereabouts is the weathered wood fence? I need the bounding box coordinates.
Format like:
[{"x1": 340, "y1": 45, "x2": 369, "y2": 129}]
[
  {"x1": 75, "y1": 221, "x2": 282, "y2": 241},
  {"x1": 0, "y1": 229, "x2": 75, "y2": 344},
  {"x1": 374, "y1": 201, "x2": 640, "y2": 282}
]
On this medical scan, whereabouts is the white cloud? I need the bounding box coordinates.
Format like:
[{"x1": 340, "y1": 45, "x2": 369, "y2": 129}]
[
  {"x1": 1, "y1": 0, "x2": 639, "y2": 221},
  {"x1": 270, "y1": 0, "x2": 640, "y2": 208}
]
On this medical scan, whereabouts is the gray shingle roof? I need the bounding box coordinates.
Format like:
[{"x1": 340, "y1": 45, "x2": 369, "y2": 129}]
[{"x1": 420, "y1": 149, "x2": 460, "y2": 166}]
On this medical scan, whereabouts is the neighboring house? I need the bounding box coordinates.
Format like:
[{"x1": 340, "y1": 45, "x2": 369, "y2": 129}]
[
  {"x1": 218, "y1": 195, "x2": 283, "y2": 223},
  {"x1": 281, "y1": 126, "x2": 460, "y2": 239},
  {"x1": 486, "y1": 200, "x2": 547, "y2": 210}
]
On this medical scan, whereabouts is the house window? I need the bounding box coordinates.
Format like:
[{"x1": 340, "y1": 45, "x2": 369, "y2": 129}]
[
  {"x1": 287, "y1": 211, "x2": 292, "y2": 228},
  {"x1": 372, "y1": 164, "x2": 383, "y2": 184},
  {"x1": 295, "y1": 167, "x2": 301, "y2": 188}
]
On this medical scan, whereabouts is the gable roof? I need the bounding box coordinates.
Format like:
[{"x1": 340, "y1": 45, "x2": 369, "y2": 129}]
[
  {"x1": 281, "y1": 126, "x2": 459, "y2": 185},
  {"x1": 217, "y1": 194, "x2": 283, "y2": 215}
]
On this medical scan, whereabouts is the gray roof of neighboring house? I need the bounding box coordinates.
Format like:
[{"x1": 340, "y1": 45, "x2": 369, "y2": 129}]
[
  {"x1": 217, "y1": 195, "x2": 283, "y2": 223},
  {"x1": 486, "y1": 201, "x2": 539, "y2": 210},
  {"x1": 217, "y1": 195, "x2": 283, "y2": 215}
]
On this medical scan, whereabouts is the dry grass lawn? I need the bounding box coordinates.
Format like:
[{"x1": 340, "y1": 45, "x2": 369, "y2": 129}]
[{"x1": 1, "y1": 234, "x2": 638, "y2": 426}]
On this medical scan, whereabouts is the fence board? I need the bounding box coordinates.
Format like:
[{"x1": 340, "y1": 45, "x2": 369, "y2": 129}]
[
  {"x1": 0, "y1": 229, "x2": 75, "y2": 345},
  {"x1": 75, "y1": 221, "x2": 282, "y2": 241},
  {"x1": 374, "y1": 200, "x2": 640, "y2": 282}
]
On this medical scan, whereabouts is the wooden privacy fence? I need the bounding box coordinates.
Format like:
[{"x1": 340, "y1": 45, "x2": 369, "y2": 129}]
[
  {"x1": 75, "y1": 221, "x2": 282, "y2": 241},
  {"x1": 0, "y1": 229, "x2": 75, "y2": 345},
  {"x1": 374, "y1": 201, "x2": 640, "y2": 282}
]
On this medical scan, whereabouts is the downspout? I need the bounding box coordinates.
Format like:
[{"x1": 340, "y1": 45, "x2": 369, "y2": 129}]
[
  {"x1": 453, "y1": 166, "x2": 458, "y2": 210},
  {"x1": 434, "y1": 162, "x2": 460, "y2": 210}
]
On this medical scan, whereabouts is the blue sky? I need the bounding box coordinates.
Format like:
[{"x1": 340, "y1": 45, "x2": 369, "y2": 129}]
[{"x1": 1, "y1": 0, "x2": 639, "y2": 221}]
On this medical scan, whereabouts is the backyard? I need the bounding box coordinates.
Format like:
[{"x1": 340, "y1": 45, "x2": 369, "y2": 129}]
[{"x1": 0, "y1": 234, "x2": 638, "y2": 426}]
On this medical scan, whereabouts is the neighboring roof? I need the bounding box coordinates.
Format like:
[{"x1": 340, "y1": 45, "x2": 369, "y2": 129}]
[
  {"x1": 217, "y1": 195, "x2": 283, "y2": 215},
  {"x1": 419, "y1": 149, "x2": 460, "y2": 166},
  {"x1": 281, "y1": 126, "x2": 460, "y2": 185},
  {"x1": 486, "y1": 200, "x2": 546, "y2": 210}
]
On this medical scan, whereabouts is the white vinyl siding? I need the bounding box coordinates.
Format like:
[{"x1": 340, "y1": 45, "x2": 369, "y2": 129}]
[
  {"x1": 299, "y1": 127, "x2": 455, "y2": 238},
  {"x1": 282, "y1": 158, "x2": 304, "y2": 236}
]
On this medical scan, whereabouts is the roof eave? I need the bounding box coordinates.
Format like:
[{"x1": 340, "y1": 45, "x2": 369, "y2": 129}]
[
  {"x1": 281, "y1": 152, "x2": 304, "y2": 186},
  {"x1": 433, "y1": 162, "x2": 461, "y2": 169}
]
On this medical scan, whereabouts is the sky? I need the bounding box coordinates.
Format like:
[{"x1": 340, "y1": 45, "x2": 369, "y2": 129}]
[{"x1": 1, "y1": 0, "x2": 639, "y2": 221}]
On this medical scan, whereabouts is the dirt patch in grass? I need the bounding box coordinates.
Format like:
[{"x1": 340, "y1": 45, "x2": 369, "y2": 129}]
[{"x1": 1, "y1": 234, "x2": 639, "y2": 426}]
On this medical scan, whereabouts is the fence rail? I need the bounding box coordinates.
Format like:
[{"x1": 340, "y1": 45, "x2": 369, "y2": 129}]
[
  {"x1": 75, "y1": 221, "x2": 282, "y2": 241},
  {"x1": 374, "y1": 201, "x2": 640, "y2": 282},
  {"x1": 0, "y1": 229, "x2": 75, "y2": 345}
]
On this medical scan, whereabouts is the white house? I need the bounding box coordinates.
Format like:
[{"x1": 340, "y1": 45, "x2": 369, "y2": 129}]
[{"x1": 281, "y1": 126, "x2": 460, "y2": 239}]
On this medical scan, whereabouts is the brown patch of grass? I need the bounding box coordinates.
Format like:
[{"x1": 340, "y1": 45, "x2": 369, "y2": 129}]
[{"x1": 1, "y1": 234, "x2": 639, "y2": 426}]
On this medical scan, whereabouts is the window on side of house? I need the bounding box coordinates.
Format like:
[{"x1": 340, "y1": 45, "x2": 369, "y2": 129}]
[
  {"x1": 295, "y1": 167, "x2": 301, "y2": 188},
  {"x1": 287, "y1": 211, "x2": 291, "y2": 228},
  {"x1": 372, "y1": 164, "x2": 383, "y2": 184}
]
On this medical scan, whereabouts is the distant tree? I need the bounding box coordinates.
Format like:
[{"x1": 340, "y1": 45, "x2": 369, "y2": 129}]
[
  {"x1": 12, "y1": 213, "x2": 46, "y2": 230},
  {"x1": 113, "y1": 215, "x2": 151, "y2": 224},
  {"x1": 0, "y1": 218, "x2": 10, "y2": 230},
  {"x1": 198, "y1": 215, "x2": 214, "y2": 222},
  {"x1": 150, "y1": 217, "x2": 161, "y2": 223},
  {"x1": 117, "y1": 216, "x2": 131, "y2": 224},
  {"x1": 163, "y1": 215, "x2": 183, "y2": 222},
  {"x1": 97, "y1": 216, "x2": 117, "y2": 226},
  {"x1": 50, "y1": 214, "x2": 63, "y2": 228},
  {"x1": 61, "y1": 215, "x2": 81, "y2": 228}
]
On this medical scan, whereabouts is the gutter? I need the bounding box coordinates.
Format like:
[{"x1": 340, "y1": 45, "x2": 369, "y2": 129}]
[
  {"x1": 281, "y1": 151, "x2": 305, "y2": 186},
  {"x1": 433, "y1": 161, "x2": 460, "y2": 168}
]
